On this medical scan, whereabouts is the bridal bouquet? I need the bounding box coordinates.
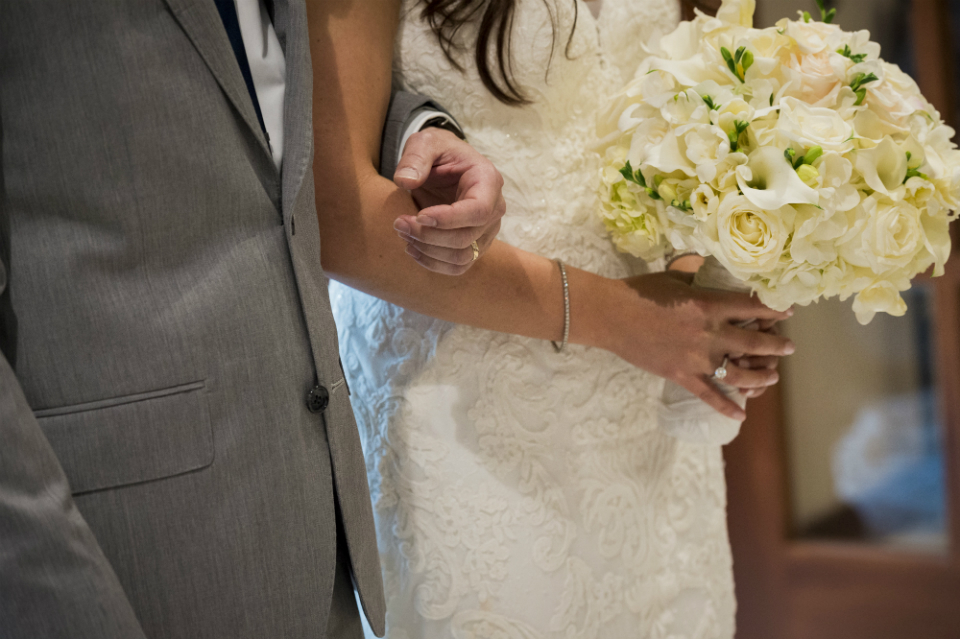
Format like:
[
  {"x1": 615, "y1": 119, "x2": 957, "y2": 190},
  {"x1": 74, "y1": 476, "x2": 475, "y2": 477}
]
[
  {"x1": 594, "y1": 0, "x2": 959, "y2": 443},
  {"x1": 596, "y1": 0, "x2": 958, "y2": 325}
]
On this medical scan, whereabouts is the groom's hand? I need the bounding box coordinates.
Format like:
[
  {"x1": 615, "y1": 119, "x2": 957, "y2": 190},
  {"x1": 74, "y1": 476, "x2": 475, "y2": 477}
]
[{"x1": 392, "y1": 128, "x2": 506, "y2": 275}]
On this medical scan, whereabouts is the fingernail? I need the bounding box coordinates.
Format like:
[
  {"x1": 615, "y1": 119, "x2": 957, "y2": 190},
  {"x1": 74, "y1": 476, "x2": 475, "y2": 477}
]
[
  {"x1": 733, "y1": 409, "x2": 746, "y2": 421},
  {"x1": 405, "y1": 245, "x2": 421, "y2": 259},
  {"x1": 784, "y1": 341, "x2": 796, "y2": 355},
  {"x1": 394, "y1": 219, "x2": 411, "y2": 235},
  {"x1": 416, "y1": 215, "x2": 437, "y2": 227},
  {"x1": 786, "y1": 308, "x2": 795, "y2": 316},
  {"x1": 396, "y1": 167, "x2": 419, "y2": 182},
  {"x1": 769, "y1": 372, "x2": 780, "y2": 385}
]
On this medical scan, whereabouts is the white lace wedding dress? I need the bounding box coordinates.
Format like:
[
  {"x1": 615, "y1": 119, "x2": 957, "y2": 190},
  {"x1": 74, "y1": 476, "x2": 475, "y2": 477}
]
[{"x1": 330, "y1": 1, "x2": 736, "y2": 637}]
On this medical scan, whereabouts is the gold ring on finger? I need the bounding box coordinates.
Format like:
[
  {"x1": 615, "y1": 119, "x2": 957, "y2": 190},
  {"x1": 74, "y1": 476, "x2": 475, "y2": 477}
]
[{"x1": 471, "y1": 241, "x2": 480, "y2": 262}]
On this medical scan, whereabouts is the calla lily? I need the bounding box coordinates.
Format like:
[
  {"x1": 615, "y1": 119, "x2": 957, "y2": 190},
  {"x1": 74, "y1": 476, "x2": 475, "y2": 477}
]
[
  {"x1": 737, "y1": 146, "x2": 820, "y2": 209},
  {"x1": 922, "y1": 213, "x2": 951, "y2": 277},
  {"x1": 854, "y1": 136, "x2": 907, "y2": 195},
  {"x1": 716, "y1": 0, "x2": 756, "y2": 27}
]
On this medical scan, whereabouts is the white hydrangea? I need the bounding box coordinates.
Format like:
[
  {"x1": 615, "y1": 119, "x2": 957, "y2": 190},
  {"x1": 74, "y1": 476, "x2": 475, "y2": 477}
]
[{"x1": 595, "y1": 0, "x2": 959, "y2": 323}]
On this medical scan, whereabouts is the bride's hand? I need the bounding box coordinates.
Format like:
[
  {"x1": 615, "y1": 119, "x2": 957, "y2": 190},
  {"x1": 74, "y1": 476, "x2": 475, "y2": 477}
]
[
  {"x1": 576, "y1": 271, "x2": 795, "y2": 420},
  {"x1": 731, "y1": 319, "x2": 784, "y2": 399}
]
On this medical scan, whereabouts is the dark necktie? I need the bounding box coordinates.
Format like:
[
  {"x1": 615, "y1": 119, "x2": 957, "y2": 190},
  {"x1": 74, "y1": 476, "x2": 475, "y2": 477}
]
[{"x1": 213, "y1": 0, "x2": 269, "y2": 139}]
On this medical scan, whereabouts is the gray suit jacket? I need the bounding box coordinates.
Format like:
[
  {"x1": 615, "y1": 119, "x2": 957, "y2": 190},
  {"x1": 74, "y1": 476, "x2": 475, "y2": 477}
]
[{"x1": 0, "y1": 1, "x2": 428, "y2": 637}]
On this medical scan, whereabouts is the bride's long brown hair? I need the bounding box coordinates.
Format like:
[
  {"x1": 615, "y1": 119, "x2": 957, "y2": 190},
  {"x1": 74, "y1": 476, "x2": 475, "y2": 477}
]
[{"x1": 419, "y1": 0, "x2": 579, "y2": 106}]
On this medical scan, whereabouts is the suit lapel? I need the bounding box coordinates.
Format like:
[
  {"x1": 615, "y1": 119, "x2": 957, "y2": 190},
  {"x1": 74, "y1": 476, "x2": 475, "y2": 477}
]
[
  {"x1": 272, "y1": 0, "x2": 312, "y2": 222},
  {"x1": 163, "y1": 0, "x2": 274, "y2": 164}
]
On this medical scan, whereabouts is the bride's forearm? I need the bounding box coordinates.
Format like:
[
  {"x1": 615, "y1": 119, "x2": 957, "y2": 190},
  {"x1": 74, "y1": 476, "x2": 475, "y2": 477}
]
[{"x1": 319, "y1": 172, "x2": 616, "y2": 350}]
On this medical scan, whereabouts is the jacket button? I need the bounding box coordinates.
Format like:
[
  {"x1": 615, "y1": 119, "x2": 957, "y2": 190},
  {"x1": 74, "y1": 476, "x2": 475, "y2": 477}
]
[{"x1": 306, "y1": 385, "x2": 329, "y2": 414}]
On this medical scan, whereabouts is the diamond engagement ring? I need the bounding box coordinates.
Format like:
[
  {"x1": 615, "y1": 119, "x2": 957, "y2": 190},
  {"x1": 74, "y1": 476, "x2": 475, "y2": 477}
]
[
  {"x1": 471, "y1": 241, "x2": 480, "y2": 262},
  {"x1": 712, "y1": 356, "x2": 730, "y2": 381}
]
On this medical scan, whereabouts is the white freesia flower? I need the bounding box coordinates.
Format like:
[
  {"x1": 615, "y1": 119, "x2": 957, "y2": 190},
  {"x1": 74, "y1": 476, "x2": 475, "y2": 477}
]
[
  {"x1": 691, "y1": 184, "x2": 720, "y2": 220},
  {"x1": 852, "y1": 281, "x2": 907, "y2": 324},
  {"x1": 791, "y1": 204, "x2": 849, "y2": 265}
]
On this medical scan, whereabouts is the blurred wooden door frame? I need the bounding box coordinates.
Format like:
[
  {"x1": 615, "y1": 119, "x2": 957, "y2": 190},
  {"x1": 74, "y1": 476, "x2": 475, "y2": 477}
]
[{"x1": 676, "y1": 0, "x2": 960, "y2": 637}]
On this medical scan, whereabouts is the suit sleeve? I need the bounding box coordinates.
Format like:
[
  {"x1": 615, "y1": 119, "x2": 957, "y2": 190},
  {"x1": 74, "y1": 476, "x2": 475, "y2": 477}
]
[
  {"x1": 0, "y1": 169, "x2": 147, "y2": 639},
  {"x1": 378, "y1": 90, "x2": 464, "y2": 180}
]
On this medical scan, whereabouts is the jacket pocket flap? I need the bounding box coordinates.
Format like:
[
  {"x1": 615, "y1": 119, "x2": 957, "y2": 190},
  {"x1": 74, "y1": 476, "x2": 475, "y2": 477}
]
[{"x1": 35, "y1": 381, "x2": 213, "y2": 495}]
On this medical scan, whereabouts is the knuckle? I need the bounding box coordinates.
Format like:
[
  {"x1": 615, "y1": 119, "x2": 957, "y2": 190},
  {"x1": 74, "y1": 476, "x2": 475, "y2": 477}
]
[
  {"x1": 454, "y1": 232, "x2": 476, "y2": 250},
  {"x1": 412, "y1": 128, "x2": 438, "y2": 146}
]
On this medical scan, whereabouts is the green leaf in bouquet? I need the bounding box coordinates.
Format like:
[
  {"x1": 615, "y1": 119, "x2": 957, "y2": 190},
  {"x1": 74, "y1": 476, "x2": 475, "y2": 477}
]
[
  {"x1": 849, "y1": 72, "x2": 879, "y2": 106},
  {"x1": 702, "y1": 95, "x2": 722, "y2": 110},
  {"x1": 619, "y1": 160, "x2": 644, "y2": 186},
  {"x1": 721, "y1": 47, "x2": 738, "y2": 77},
  {"x1": 784, "y1": 147, "x2": 798, "y2": 166},
  {"x1": 904, "y1": 167, "x2": 929, "y2": 182},
  {"x1": 729, "y1": 120, "x2": 750, "y2": 152},
  {"x1": 802, "y1": 11, "x2": 812, "y2": 23},
  {"x1": 903, "y1": 152, "x2": 929, "y2": 182},
  {"x1": 619, "y1": 161, "x2": 662, "y2": 200},
  {"x1": 721, "y1": 47, "x2": 751, "y2": 83},
  {"x1": 816, "y1": 0, "x2": 836, "y2": 23},
  {"x1": 837, "y1": 44, "x2": 867, "y2": 63}
]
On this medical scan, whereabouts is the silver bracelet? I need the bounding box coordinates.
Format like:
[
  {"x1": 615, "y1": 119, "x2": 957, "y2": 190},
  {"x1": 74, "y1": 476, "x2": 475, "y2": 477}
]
[
  {"x1": 665, "y1": 250, "x2": 699, "y2": 269},
  {"x1": 551, "y1": 260, "x2": 570, "y2": 353}
]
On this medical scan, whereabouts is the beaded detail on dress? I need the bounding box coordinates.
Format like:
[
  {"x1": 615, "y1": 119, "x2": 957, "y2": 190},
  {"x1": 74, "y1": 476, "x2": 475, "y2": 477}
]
[{"x1": 330, "y1": 1, "x2": 736, "y2": 637}]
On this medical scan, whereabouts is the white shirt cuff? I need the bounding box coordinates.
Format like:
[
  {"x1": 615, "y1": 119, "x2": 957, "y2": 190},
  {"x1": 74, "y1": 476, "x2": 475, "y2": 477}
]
[{"x1": 396, "y1": 108, "x2": 463, "y2": 168}]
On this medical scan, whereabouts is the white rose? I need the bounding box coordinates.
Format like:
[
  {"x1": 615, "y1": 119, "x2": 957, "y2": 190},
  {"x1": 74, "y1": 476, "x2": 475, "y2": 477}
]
[
  {"x1": 852, "y1": 281, "x2": 908, "y2": 324},
  {"x1": 781, "y1": 17, "x2": 842, "y2": 54},
  {"x1": 869, "y1": 62, "x2": 926, "y2": 126},
  {"x1": 843, "y1": 195, "x2": 924, "y2": 273},
  {"x1": 777, "y1": 97, "x2": 854, "y2": 152},
  {"x1": 783, "y1": 50, "x2": 844, "y2": 106},
  {"x1": 706, "y1": 193, "x2": 793, "y2": 276}
]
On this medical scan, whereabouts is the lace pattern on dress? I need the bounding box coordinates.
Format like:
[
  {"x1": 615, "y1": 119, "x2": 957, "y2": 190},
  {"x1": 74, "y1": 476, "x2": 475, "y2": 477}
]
[{"x1": 330, "y1": 1, "x2": 736, "y2": 637}]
